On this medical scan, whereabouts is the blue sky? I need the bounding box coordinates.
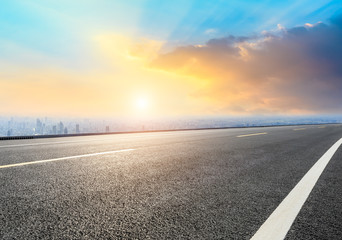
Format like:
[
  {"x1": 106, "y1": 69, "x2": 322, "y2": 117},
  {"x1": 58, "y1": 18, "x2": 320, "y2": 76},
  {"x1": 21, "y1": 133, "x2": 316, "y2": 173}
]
[
  {"x1": 1, "y1": 0, "x2": 342, "y2": 117},
  {"x1": 1, "y1": 0, "x2": 342, "y2": 57}
]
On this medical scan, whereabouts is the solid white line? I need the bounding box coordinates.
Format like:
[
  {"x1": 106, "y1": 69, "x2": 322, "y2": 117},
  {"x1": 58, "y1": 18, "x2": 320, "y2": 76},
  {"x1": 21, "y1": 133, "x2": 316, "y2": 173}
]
[
  {"x1": 0, "y1": 130, "x2": 212, "y2": 149},
  {"x1": 0, "y1": 139, "x2": 106, "y2": 148},
  {"x1": 237, "y1": 132, "x2": 267, "y2": 138},
  {"x1": 251, "y1": 138, "x2": 342, "y2": 240},
  {"x1": 0, "y1": 149, "x2": 135, "y2": 169}
]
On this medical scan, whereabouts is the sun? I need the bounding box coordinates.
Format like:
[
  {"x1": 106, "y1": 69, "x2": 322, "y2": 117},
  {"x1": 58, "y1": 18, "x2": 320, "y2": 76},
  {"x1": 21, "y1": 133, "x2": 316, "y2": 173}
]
[{"x1": 135, "y1": 97, "x2": 149, "y2": 111}]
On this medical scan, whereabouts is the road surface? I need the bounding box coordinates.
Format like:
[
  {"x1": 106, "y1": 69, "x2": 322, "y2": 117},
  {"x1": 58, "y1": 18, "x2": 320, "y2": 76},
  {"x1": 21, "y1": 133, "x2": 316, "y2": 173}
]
[{"x1": 1, "y1": 125, "x2": 342, "y2": 239}]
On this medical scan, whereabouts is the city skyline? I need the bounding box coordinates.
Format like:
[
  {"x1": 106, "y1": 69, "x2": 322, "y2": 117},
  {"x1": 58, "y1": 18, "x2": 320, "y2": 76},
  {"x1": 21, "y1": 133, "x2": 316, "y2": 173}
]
[{"x1": 2, "y1": 115, "x2": 342, "y2": 137}]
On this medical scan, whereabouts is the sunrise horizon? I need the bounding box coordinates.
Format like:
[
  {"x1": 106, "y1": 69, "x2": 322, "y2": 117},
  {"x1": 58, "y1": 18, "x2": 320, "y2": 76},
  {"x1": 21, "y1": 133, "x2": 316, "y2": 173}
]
[{"x1": 2, "y1": 1, "x2": 342, "y2": 119}]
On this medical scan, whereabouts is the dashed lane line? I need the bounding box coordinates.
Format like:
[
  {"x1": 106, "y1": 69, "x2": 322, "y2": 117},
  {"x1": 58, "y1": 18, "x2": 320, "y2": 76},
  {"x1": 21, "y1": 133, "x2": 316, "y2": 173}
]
[
  {"x1": 293, "y1": 128, "x2": 306, "y2": 131},
  {"x1": 236, "y1": 132, "x2": 267, "y2": 138}
]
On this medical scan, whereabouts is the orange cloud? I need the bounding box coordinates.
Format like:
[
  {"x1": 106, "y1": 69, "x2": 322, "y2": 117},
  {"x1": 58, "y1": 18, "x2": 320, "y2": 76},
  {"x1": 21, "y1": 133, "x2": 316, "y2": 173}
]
[{"x1": 149, "y1": 18, "x2": 342, "y2": 115}]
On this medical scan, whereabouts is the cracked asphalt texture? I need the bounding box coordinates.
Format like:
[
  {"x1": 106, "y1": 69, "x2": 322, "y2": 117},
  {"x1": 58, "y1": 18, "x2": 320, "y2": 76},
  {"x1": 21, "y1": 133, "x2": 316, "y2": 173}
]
[{"x1": 1, "y1": 125, "x2": 342, "y2": 239}]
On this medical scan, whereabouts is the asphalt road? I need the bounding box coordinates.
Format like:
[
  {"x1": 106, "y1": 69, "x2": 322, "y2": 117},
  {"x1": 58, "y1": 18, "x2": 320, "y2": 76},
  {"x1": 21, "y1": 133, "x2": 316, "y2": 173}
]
[{"x1": 1, "y1": 125, "x2": 342, "y2": 239}]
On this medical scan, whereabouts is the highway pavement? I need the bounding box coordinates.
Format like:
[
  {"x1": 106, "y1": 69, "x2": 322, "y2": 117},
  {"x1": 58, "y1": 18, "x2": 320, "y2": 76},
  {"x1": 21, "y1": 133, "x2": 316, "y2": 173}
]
[{"x1": 0, "y1": 124, "x2": 342, "y2": 239}]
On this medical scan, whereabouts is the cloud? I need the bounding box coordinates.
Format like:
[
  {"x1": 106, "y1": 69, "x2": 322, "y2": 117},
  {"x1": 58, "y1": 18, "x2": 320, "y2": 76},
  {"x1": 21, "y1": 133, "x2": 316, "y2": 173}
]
[
  {"x1": 204, "y1": 28, "x2": 218, "y2": 35},
  {"x1": 150, "y1": 15, "x2": 342, "y2": 115}
]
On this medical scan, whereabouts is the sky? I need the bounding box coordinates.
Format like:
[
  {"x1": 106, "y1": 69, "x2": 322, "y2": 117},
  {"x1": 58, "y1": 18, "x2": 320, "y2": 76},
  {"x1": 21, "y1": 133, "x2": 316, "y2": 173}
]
[{"x1": 1, "y1": 0, "x2": 342, "y2": 118}]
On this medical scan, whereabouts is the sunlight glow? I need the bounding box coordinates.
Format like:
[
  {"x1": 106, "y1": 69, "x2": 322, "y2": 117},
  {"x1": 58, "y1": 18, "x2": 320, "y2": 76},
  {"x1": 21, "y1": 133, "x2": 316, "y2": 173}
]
[{"x1": 136, "y1": 97, "x2": 149, "y2": 111}]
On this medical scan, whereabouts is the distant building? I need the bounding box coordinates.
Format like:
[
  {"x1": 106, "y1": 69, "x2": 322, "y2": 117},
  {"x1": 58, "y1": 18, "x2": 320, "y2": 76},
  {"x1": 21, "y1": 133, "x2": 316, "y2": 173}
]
[
  {"x1": 64, "y1": 127, "x2": 68, "y2": 134},
  {"x1": 105, "y1": 126, "x2": 110, "y2": 133},
  {"x1": 76, "y1": 124, "x2": 80, "y2": 133},
  {"x1": 36, "y1": 118, "x2": 42, "y2": 134},
  {"x1": 7, "y1": 129, "x2": 12, "y2": 136},
  {"x1": 58, "y1": 122, "x2": 64, "y2": 134},
  {"x1": 52, "y1": 125, "x2": 57, "y2": 135}
]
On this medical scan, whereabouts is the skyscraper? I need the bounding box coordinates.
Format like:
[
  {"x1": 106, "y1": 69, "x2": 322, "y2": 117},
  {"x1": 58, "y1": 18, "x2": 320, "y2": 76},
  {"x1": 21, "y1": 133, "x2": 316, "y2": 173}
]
[
  {"x1": 58, "y1": 121, "x2": 64, "y2": 134},
  {"x1": 36, "y1": 118, "x2": 42, "y2": 135},
  {"x1": 52, "y1": 125, "x2": 57, "y2": 135}
]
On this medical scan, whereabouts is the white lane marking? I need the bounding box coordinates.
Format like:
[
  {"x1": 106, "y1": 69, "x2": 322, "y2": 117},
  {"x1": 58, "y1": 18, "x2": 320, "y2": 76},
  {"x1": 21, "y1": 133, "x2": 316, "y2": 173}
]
[
  {"x1": 237, "y1": 132, "x2": 267, "y2": 138},
  {"x1": 318, "y1": 126, "x2": 326, "y2": 129},
  {"x1": 0, "y1": 149, "x2": 135, "y2": 169},
  {"x1": 293, "y1": 128, "x2": 306, "y2": 131},
  {"x1": 251, "y1": 138, "x2": 342, "y2": 240},
  {"x1": 0, "y1": 139, "x2": 108, "y2": 148},
  {"x1": 0, "y1": 130, "x2": 215, "y2": 149}
]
